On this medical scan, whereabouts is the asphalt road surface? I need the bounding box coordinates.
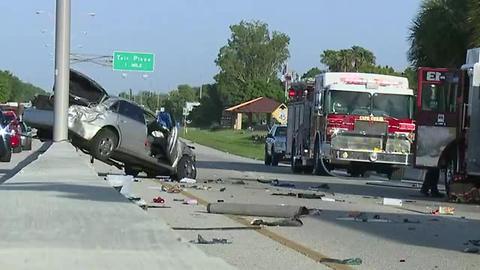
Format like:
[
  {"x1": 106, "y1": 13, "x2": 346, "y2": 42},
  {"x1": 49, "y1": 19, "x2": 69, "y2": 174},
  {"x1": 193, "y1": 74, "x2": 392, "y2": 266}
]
[
  {"x1": 92, "y1": 142, "x2": 480, "y2": 270},
  {"x1": 0, "y1": 140, "x2": 46, "y2": 184}
]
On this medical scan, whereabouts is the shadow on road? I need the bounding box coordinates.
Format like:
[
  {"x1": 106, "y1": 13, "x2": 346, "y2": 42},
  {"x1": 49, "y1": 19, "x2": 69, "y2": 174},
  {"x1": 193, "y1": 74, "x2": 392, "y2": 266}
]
[
  {"x1": 0, "y1": 141, "x2": 52, "y2": 184},
  {"x1": 0, "y1": 181, "x2": 130, "y2": 203},
  {"x1": 309, "y1": 209, "x2": 478, "y2": 253}
]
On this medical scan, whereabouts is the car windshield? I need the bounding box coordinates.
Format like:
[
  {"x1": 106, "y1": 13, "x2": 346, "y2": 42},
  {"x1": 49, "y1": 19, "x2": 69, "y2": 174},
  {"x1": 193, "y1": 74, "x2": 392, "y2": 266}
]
[
  {"x1": 275, "y1": 127, "x2": 287, "y2": 137},
  {"x1": 328, "y1": 90, "x2": 371, "y2": 115},
  {"x1": 372, "y1": 94, "x2": 413, "y2": 119}
]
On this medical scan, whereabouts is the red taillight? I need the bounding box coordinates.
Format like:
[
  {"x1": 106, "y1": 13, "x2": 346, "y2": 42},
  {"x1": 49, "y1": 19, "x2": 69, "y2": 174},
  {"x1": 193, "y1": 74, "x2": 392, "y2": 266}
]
[{"x1": 288, "y1": 88, "x2": 296, "y2": 98}]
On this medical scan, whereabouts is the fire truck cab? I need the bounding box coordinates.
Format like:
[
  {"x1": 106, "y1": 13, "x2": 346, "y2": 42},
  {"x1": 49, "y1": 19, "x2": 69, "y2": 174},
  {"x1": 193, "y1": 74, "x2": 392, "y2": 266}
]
[
  {"x1": 286, "y1": 72, "x2": 415, "y2": 178},
  {"x1": 415, "y1": 48, "x2": 480, "y2": 202}
]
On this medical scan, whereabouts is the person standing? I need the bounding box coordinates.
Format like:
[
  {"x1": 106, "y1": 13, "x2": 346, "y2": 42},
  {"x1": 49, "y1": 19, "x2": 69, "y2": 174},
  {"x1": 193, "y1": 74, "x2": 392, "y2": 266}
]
[{"x1": 420, "y1": 168, "x2": 444, "y2": 197}]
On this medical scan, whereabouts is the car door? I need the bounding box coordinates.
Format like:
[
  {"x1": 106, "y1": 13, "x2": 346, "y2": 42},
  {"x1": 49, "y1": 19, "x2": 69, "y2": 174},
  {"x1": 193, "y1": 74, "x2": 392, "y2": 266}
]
[{"x1": 116, "y1": 101, "x2": 149, "y2": 158}]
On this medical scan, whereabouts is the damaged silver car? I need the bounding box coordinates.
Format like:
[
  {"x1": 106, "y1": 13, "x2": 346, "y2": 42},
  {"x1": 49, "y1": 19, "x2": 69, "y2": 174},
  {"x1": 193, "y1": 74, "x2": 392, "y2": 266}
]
[{"x1": 24, "y1": 69, "x2": 197, "y2": 180}]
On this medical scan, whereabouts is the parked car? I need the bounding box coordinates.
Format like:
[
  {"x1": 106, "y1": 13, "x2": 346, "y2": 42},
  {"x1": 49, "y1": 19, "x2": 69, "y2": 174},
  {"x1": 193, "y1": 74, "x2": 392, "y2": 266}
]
[
  {"x1": 19, "y1": 121, "x2": 33, "y2": 151},
  {"x1": 2, "y1": 110, "x2": 22, "y2": 153},
  {"x1": 264, "y1": 124, "x2": 287, "y2": 166},
  {"x1": 24, "y1": 69, "x2": 197, "y2": 180},
  {"x1": 0, "y1": 109, "x2": 12, "y2": 162}
]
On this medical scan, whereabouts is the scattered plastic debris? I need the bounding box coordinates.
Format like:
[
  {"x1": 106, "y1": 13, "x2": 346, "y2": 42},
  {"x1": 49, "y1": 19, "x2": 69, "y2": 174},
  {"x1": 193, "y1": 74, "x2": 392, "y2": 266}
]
[
  {"x1": 400, "y1": 259, "x2": 406, "y2": 262},
  {"x1": 217, "y1": 200, "x2": 224, "y2": 203},
  {"x1": 383, "y1": 198, "x2": 403, "y2": 207},
  {"x1": 191, "y1": 234, "x2": 231, "y2": 244},
  {"x1": 152, "y1": 196, "x2": 165, "y2": 204},
  {"x1": 432, "y1": 206, "x2": 455, "y2": 215},
  {"x1": 272, "y1": 192, "x2": 297, "y2": 197},
  {"x1": 272, "y1": 192, "x2": 325, "y2": 199},
  {"x1": 207, "y1": 202, "x2": 309, "y2": 218},
  {"x1": 162, "y1": 185, "x2": 182, "y2": 193},
  {"x1": 321, "y1": 197, "x2": 335, "y2": 202},
  {"x1": 180, "y1": 178, "x2": 197, "y2": 184},
  {"x1": 251, "y1": 218, "x2": 303, "y2": 227},
  {"x1": 183, "y1": 199, "x2": 198, "y2": 205},
  {"x1": 173, "y1": 198, "x2": 184, "y2": 202},
  {"x1": 219, "y1": 187, "x2": 226, "y2": 192}
]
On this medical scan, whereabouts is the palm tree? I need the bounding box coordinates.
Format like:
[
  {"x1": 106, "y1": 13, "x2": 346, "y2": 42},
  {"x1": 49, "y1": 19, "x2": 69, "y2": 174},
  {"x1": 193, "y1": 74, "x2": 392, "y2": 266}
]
[{"x1": 408, "y1": 0, "x2": 475, "y2": 68}]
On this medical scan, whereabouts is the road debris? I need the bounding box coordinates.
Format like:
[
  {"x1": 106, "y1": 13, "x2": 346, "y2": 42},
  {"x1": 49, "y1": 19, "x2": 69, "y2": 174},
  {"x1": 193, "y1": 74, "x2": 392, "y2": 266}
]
[
  {"x1": 383, "y1": 198, "x2": 403, "y2": 207},
  {"x1": 180, "y1": 177, "x2": 197, "y2": 184},
  {"x1": 232, "y1": 180, "x2": 246, "y2": 185},
  {"x1": 152, "y1": 196, "x2": 165, "y2": 204},
  {"x1": 320, "y1": 257, "x2": 363, "y2": 265},
  {"x1": 162, "y1": 185, "x2": 182, "y2": 193},
  {"x1": 431, "y1": 206, "x2": 455, "y2": 215},
  {"x1": 463, "y1": 247, "x2": 479, "y2": 253},
  {"x1": 272, "y1": 192, "x2": 325, "y2": 199},
  {"x1": 217, "y1": 200, "x2": 224, "y2": 203},
  {"x1": 191, "y1": 234, "x2": 231, "y2": 245},
  {"x1": 219, "y1": 187, "x2": 226, "y2": 192},
  {"x1": 271, "y1": 179, "x2": 295, "y2": 188},
  {"x1": 309, "y1": 183, "x2": 330, "y2": 190},
  {"x1": 207, "y1": 202, "x2": 309, "y2": 218},
  {"x1": 403, "y1": 218, "x2": 420, "y2": 224},
  {"x1": 172, "y1": 226, "x2": 258, "y2": 231},
  {"x1": 337, "y1": 212, "x2": 392, "y2": 223},
  {"x1": 183, "y1": 199, "x2": 198, "y2": 205},
  {"x1": 250, "y1": 218, "x2": 303, "y2": 227},
  {"x1": 468, "y1": 240, "x2": 480, "y2": 246}
]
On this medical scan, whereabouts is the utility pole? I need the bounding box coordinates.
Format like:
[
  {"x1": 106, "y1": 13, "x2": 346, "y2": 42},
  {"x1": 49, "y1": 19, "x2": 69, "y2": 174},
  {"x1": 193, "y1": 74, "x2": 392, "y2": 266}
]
[
  {"x1": 129, "y1": 88, "x2": 133, "y2": 101},
  {"x1": 157, "y1": 91, "x2": 160, "y2": 110},
  {"x1": 53, "y1": 0, "x2": 71, "y2": 142}
]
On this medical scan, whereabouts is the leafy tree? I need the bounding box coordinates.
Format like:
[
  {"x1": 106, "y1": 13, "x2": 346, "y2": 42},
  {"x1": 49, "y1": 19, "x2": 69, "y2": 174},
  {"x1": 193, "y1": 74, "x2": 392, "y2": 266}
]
[
  {"x1": 301, "y1": 67, "x2": 322, "y2": 79},
  {"x1": 189, "y1": 83, "x2": 224, "y2": 127},
  {"x1": 408, "y1": 0, "x2": 474, "y2": 68},
  {"x1": 215, "y1": 20, "x2": 290, "y2": 105},
  {"x1": 0, "y1": 70, "x2": 46, "y2": 103},
  {"x1": 321, "y1": 46, "x2": 376, "y2": 72}
]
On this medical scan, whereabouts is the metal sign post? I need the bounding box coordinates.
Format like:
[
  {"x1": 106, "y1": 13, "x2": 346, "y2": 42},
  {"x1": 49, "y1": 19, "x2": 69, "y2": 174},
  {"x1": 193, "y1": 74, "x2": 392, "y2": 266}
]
[{"x1": 53, "y1": 0, "x2": 71, "y2": 142}]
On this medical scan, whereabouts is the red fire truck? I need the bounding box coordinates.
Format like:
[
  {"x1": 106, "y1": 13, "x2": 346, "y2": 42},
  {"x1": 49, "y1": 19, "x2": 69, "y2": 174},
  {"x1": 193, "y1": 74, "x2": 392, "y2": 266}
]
[
  {"x1": 415, "y1": 48, "x2": 480, "y2": 202},
  {"x1": 286, "y1": 72, "x2": 416, "y2": 179}
]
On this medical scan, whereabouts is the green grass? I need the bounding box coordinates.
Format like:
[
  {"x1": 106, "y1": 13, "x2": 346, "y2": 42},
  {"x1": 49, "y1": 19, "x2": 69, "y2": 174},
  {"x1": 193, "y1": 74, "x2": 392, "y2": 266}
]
[{"x1": 181, "y1": 128, "x2": 265, "y2": 160}]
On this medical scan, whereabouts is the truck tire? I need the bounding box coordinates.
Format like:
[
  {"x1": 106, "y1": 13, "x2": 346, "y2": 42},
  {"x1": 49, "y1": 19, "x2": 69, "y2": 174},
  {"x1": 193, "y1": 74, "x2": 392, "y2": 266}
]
[
  {"x1": 290, "y1": 143, "x2": 302, "y2": 174},
  {"x1": 271, "y1": 147, "x2": 279, "y2": 166},
  {"x1": 0, "y1": 147, "x2": 12, "y2": 162},
  {"x1": 264, "y1": 147, "x2": 272, "y2": 165},
  {"x1": 90, "y1": 128, "x2": 118, "y2": 162},
  {"x1": 23, "y1": 140, "x2": 32, "y2": 151},
  {"x1": 388, "y1": 167, "x2": 405, "y2": 180},
  {"x1": 13, "y1": 145, "x2": 22, "y2": 153},
  {"x1": 313, "y1": 141, "x2": 330, "y2": 176}
]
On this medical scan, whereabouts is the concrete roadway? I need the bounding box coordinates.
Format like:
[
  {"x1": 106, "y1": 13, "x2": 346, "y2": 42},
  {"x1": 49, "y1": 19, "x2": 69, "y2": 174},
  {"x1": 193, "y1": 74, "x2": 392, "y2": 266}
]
[
  {"x1": 0, "y1": 139, "x2": 45, "y2": 184},
  {"x1": 93, "y1": 142, "x2": 480, "y2": 270}
]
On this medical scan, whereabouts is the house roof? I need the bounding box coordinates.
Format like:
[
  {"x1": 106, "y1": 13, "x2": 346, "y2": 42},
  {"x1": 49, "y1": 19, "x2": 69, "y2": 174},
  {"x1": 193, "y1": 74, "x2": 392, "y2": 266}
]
[{"x1": 225, "y1": 97, "x2": 281, "y2": 113}]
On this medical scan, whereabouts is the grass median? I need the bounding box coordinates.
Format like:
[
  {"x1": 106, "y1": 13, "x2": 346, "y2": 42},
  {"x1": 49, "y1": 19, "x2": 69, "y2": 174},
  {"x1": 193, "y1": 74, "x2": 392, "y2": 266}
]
[{"x1": 180, "y1": 128, "x2": 265, "y2": 160}]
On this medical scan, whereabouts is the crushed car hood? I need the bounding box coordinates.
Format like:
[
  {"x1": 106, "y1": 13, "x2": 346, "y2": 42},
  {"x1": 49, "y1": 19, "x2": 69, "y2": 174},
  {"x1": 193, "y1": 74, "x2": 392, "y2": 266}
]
[{"x1": 69, "y1": 69, "x2": 109, "y2": 105}]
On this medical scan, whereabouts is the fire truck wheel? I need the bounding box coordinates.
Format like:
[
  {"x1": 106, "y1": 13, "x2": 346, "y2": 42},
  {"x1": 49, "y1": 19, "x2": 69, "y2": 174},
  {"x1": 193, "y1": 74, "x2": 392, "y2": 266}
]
[
  {"x1": 290, "y1": 144, "x2": 302, "y2": 174},
  {"x1": 313, "y1": 143, "x2": 330, "y2": 176}
]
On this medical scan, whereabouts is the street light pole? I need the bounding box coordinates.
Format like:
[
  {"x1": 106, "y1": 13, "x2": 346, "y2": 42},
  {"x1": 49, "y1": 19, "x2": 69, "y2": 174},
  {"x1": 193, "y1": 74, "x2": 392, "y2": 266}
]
[{"x1": 53, "y1": 0, "x2": 71, "y2": 142}]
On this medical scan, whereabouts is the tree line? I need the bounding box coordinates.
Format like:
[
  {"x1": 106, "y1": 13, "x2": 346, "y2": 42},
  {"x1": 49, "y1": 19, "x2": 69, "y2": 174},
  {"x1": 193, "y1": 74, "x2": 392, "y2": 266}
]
[
  {"x1": 0, "y1": 70, "x2": 47, "y2": 103},
  {"x1": 138, "y1": 0, "x2": 473, "y2": 128}
]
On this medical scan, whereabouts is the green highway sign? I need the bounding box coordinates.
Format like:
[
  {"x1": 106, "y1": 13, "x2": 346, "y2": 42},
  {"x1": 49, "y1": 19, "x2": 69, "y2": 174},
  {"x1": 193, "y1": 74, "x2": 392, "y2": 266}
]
[{"x1": 113, "y1": 51, "x2": 155, "y2": 72}]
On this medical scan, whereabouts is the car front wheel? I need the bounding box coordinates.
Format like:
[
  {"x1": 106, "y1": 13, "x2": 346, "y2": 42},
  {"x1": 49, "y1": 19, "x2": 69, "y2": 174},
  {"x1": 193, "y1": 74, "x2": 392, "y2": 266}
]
[
  {"x1": 90, "y1": 128, "x2": 118, "y2": 161},
  {"x1": 174, "y1": 155, "x2": 197, "y2": 181}
]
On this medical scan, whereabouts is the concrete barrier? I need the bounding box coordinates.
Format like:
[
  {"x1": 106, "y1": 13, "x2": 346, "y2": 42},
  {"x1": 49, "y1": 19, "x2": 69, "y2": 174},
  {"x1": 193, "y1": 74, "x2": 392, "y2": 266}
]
[{"x1": 0, "y1": 142, "x2": 234, "y2": 270}]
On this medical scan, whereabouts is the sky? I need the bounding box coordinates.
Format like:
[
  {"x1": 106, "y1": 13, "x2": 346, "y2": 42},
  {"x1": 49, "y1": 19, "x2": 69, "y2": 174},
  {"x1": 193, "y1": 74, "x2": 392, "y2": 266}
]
[{"x1": 0, "y1": 0, "x2": 421, "y2": 95}]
